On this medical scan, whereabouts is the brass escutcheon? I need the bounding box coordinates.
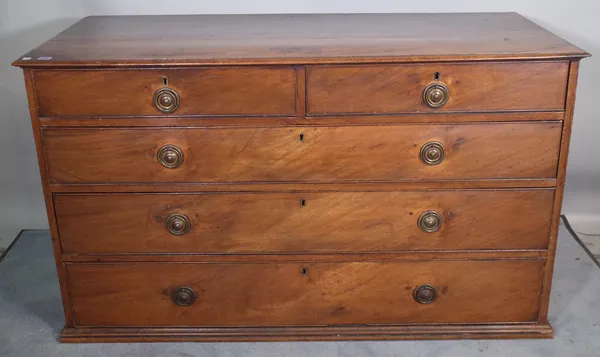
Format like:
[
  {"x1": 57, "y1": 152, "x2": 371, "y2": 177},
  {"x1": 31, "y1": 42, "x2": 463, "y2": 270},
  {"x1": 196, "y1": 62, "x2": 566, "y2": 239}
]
[
  {"x1": 157, "y1": 144, "x2": 184, "y2": 169},
  {"x1": 423, "y1": 83, "x2": 449, "y2": 108},
  {"x1": 153, "y1": 87, "x2": 180, "y2": 113},
  {"x1": 417, "y1": 210, "x2": 443, "y2": 233},
  {"x1": 420, "y1": 142, "x2": 445, "y2": 166},
  {"x1": 165, "y1": 213, "x2": 191, "y2": 236},
  {"x1": 413, "y1": 284, "x2": 437, "y2": 304},
  {"x1": 172, "y1": 286, "x2": 196, "y2": 306}
]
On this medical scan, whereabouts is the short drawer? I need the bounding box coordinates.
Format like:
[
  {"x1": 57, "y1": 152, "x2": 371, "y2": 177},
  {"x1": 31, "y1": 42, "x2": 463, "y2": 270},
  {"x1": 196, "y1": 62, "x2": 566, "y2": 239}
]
[
  {"x1": 55, "y1": 190, "x2": 554, "y2": 254},
  {"x1": 33, "y1": 68, "x2": 297, "y2": 117},
  {"x1": 66, "y1": 260, "x2": 544, "y2": 327},
  {"x1": 307, "y1": 62, "x2": 568, "y2": 114},
  {"x1": 43, "y1": 123, "x2": 561, "y2": 184}
]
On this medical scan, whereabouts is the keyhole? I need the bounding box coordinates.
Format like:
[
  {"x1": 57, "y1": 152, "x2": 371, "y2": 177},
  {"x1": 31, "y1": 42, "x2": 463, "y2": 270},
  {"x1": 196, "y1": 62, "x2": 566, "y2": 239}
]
[
  {"x1": 300, "y1": 267, "x2": 308, "y2": 276},
  {"x1": 299, "y1": 133, "x2": 304, "y2": 142},
  {"x1": 301, "y1": 198, "x2": 306, "y2": 207},
  {"x1": 162, "y1": 76, "x2": 168, "y2": 86},
  {"x1": 434, "y1": 72, "x2": 440, "y2": 81}
]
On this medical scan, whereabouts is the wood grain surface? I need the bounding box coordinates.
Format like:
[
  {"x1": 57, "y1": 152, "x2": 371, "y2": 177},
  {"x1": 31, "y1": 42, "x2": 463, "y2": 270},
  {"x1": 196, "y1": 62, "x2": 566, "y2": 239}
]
[
  {"x1": 55, "y1": 190, "x2": 554, "y2": 254},
  {"x1": 59, "y1": 324, "x2": 554, "y2": 342},
  {"x1": 34, "y1": 68, "x2": 297, "y2": 117},
  {"x1": 538, "y1": 60, "x2": 582, "y2": 323},
  {"x1": 12, "y1": 13, "x2": 588, "y2": 67},
  {"x1": 67, "y1": 260, "x2": 545, "y2": 326},
  {"x1": 22, "y1": 69, "x2": 76, "y2": 327},
  {"x1": 61, "y1": 251, "x2": 548, "y2": 263},
  {"x1": 307, "y1": 62, "x2": 568, "y2": 114},
  {"x1": 37, "y1": 112, "x2": 566, "y2": 127},
  {"x1": 42, "y1": 123, "x2": 562, "y2": 184}
]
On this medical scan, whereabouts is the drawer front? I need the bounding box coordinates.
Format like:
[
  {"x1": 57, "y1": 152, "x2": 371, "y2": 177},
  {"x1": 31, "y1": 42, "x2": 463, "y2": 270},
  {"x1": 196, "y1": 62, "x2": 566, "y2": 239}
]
[
  {"x1": 34, "y1": 68, "x2": 297, "y2": 117},
  {"x1": 67, "y1": 260, "x2": 544, "y2": 327},
  {"x1": 56, "y1": 190, "x2": 554, "y2": 254},
  {"x1": 307, "y1": 62, "x2": 568, "y2": 114},
  {"x1": 43, "y1": 123, "x2": 561, "y2": 184}
]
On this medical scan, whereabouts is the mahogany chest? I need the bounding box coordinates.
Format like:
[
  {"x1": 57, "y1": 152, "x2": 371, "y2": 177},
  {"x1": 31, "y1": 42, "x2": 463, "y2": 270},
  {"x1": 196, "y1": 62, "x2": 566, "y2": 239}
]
[{"x1": 13, "y1": 13, "x2": 589, "y2": 342}]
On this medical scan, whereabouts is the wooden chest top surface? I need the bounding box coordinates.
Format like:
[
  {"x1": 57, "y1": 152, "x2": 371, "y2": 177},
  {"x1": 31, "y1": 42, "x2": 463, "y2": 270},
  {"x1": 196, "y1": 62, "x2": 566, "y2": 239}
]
[{"x1": 13, "y1": 13, "x2": 588, "y2": 67}]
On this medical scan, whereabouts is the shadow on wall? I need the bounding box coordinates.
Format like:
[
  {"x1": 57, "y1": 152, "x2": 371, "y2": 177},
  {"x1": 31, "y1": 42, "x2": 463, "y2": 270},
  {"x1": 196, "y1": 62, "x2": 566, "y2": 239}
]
[{"x1": 0, "y1": 19, "x2": 78, "y2": 230}]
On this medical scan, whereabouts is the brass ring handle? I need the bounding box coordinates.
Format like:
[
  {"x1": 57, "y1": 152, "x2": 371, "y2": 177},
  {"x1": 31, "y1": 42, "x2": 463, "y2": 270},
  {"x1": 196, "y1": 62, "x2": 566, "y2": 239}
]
[
  {"x1": 413, "y1": 284, "x2": 437, "y2": 304},
  {"x1": 420, "y1": 142, "x2": 445, "y2": 166},
  {"x1": 165, "y1": 214, "x2": 191, "y2": 235},
  {"x1": 423, "y1": 83, "x2": 449, "y2": 108},
  {"x1": 172, "y1": 286, "x2": 196, "y2": 306},
  {"x1": 417, "y1": 210, "x2": 443, "y2": 233},
  {"x1": 154, "y1": 88, "x2": 180, "y2": 113},
  {"x1": 157, "y1": 145, "x2": 184, "y2": 169}
]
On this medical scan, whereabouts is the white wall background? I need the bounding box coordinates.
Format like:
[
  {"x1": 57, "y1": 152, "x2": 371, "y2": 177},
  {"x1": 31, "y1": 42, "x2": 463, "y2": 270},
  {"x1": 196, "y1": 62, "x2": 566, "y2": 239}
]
[{"x1": 1, "y1": 1, "x2": 599, "y2": 239}]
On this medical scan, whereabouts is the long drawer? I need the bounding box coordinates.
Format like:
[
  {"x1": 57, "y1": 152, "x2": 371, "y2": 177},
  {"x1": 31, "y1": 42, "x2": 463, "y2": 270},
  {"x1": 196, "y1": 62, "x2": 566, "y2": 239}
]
[
  {"x1": 66, "y1": 260, "x2": 544, "y2": 327},
  {"x1": 33, "y1": 68, "x2": 297, "y2": 117},
  {"x1": 55, "y1": 190, "x2": 554, "y2": 254},
  {"x1": 43, "y1": 123, "x2": 561, "y2": 184},
  {"x1": 307, "y1": 62, "x2": 569, "y2": 114}
]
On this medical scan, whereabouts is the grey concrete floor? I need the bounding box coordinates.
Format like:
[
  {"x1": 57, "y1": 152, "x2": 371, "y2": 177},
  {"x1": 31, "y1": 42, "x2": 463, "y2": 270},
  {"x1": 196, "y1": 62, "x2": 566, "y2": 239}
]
[
  {"x1": 1, "y1": 223, "x2": 599, "y2": 356},
  {"x1": 565, "y1": 214, "x2": 600, "y2": 261},
  {"x1": 0, "y1": 227, "x2": 21, "y2": 255}
]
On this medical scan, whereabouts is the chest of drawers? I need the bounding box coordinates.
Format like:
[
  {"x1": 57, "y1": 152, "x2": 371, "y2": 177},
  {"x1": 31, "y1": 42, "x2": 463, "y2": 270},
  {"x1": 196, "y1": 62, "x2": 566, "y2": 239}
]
[{"x1": 13, "y1": 13, "x2": 589, "y2": 342}]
